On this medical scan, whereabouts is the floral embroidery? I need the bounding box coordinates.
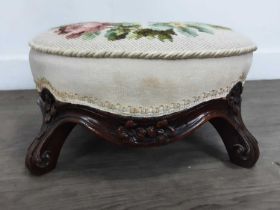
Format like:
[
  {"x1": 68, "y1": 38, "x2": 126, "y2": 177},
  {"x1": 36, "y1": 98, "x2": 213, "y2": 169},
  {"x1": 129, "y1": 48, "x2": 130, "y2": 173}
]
[
  {"x1": 55, "y1": 22, "x2": 230, "y2": 42},
  {"x1": 56, "y1": 22, "x2": 111, "y2": 39}
]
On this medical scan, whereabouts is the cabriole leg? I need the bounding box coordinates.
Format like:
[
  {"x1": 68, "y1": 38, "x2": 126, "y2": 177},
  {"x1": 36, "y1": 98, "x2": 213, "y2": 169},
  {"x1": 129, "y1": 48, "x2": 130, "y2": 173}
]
[
  {"x1": 210, "y1": 82, "x2": 259, "y2": 168},
  {"x1": 25, "y1": 90, "x2": 75, "y2": 175}
]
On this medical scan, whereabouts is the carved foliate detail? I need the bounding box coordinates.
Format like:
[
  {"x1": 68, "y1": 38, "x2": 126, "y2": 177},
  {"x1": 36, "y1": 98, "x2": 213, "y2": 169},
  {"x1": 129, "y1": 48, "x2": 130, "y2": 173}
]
[
  {"x1": 26, "y1": 89, "x2": 57, "y2": 173},
  {"x1": 117, "y1": 119, "x2": 176, "y2": 144},
  {"x1": 40, "y1": 89, "x2": 57, "y2": 123},
  {"x1": 26, "y1": 83, "x2": 260, "y2": 175},
  {"x1": 26, "y1": 127, "x2": 53, "y2": 173},
  {"x1": 226, "y1": 82, "x2": 243, "y2": 115}
]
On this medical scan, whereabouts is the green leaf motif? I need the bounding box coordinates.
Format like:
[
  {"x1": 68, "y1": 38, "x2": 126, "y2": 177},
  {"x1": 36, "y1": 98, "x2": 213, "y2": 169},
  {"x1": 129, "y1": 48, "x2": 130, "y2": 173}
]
[
  {"x1": 207, "y1": 24, "x2": 231, "y2": 30},
  {"x1": 178, "y1": 27, "x2": 199, "y2": 37},
  {"x1": 105, "y1": 24, "x2": 140, "y2": 41},
  {"x1": 149, "y1": 23, "x2": 173, "y2": 30},
  {"x1": 187, "y1": 24, "x2": 214, "y2": 34},
  {"x1": 151, "y1": 22, "x2": 216, "y2": 37},
  {"x1": 82, "y1": 32, "x2": 101, "y2": 40},
  {"x1": 133, "y1": 28, "x2": 176, "y2": 42}
]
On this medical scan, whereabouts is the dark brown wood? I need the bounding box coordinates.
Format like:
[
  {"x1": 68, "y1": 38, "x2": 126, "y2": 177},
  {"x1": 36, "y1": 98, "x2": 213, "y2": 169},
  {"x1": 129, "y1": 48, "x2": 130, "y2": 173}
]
[
  {"x1": 25, "y1": 90, "x2": 76, "y2": 175},
  {"x1": 25, "y1": 82, "x2": 260, "y2": 175},
  {"x1": 210, "y1": 82, "x2": 259, "y2": 168}
]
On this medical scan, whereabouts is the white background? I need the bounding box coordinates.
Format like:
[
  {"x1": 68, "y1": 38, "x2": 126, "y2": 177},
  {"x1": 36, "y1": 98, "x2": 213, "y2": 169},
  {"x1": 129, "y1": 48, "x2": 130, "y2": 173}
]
[{"x1": 0, "y1": 0, "x2": 280, "y2": 90}]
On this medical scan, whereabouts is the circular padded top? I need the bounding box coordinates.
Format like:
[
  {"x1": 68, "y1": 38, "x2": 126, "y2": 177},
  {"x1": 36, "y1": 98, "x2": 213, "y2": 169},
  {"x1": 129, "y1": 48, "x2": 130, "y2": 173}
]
[{"x1": 30, "y1": 22, "x2": 257, "y2": 59}]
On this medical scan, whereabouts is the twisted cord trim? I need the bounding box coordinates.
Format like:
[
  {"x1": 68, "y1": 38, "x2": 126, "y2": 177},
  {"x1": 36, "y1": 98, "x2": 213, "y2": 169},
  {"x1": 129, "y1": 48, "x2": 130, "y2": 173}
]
[{"x1": 29, "y1": 42, "x2": 257, "y2": 60}]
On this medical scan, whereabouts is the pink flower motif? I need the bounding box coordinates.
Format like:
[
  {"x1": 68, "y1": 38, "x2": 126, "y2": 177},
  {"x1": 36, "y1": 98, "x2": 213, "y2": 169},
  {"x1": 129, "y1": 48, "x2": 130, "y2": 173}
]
[{"x1": 56, "y1": 22, "x2": 111, "y2": 39}]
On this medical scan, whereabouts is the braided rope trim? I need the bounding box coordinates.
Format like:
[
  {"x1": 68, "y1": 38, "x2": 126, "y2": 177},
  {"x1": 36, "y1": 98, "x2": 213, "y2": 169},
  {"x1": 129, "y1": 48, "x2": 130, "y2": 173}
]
[
  {"x1": 29, "y1": 42, "x2": 257, "y2": 59},
  {"x1": 35, "y1": 74, "x2": 246, "y2": 117}
]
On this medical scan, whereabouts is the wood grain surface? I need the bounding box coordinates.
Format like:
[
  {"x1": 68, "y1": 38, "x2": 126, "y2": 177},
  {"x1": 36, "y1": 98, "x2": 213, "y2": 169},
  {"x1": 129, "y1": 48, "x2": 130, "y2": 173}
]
[{"x1": 0, "y1": 80, "x2": 279, "y2": 210}]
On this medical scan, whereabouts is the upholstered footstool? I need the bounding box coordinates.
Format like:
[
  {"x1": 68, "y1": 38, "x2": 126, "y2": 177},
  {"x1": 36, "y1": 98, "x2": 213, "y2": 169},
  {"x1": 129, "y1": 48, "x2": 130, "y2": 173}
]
[{"x1": 26, "y1": 22, "x2": 259, "y2": 175}]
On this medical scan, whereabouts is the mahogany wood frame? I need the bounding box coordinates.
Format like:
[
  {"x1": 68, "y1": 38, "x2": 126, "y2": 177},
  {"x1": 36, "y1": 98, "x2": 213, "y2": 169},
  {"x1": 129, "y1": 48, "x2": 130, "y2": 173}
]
[{"x1": 25, "y1": 82, "x2": 260, "y2": 175}]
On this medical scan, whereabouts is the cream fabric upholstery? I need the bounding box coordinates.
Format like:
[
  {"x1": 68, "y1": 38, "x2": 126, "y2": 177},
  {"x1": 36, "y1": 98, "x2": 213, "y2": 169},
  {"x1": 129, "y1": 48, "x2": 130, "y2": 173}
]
[
  {"x1": 30, "y1": 22, "x2": 256, "y2": 59},
  {"x1": 29, "y1": 22, "x2": 256, "y2": 117}
]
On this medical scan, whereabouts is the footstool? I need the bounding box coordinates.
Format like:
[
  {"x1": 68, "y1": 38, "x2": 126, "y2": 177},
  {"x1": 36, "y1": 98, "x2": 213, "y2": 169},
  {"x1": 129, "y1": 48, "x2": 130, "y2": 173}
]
[{"x1": 26, "y1": 22, "x2": 259, "y2": 175}]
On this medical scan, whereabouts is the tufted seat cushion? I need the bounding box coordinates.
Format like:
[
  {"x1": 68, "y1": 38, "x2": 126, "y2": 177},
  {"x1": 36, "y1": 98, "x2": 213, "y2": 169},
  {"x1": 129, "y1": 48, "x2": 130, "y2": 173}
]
[{"x1": 29, "y1": 22, "x2": 257, "y2": 117}]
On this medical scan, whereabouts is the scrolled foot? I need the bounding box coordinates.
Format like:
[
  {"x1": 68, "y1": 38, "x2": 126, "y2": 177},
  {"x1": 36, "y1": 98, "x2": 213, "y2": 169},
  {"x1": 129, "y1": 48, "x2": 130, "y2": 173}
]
[
  {"x1": 26, "y1": 121, "x2": 75, "y2": 175},
  {"x1": 25, "y1": 131, "x2": 54, "y2": 175},
  {"x1": 225, "y1": 123, "x2": 259, "y2": 168},
  {"x1": 210, "y1": 82, "x2": 260, "y2": 168},
  {"x1": 25, "y1": 90, "x2": 75, "y2": 175},
  {"x1": 212, "y1": 118, "x2": 259, "y2": 168}
]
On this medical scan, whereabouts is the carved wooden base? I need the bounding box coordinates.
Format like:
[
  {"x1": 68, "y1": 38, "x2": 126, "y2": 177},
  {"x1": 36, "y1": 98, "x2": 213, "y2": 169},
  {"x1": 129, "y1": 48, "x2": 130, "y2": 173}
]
[{"x1": 25, "y1": 82, "x2": 260, "y2": 175}]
